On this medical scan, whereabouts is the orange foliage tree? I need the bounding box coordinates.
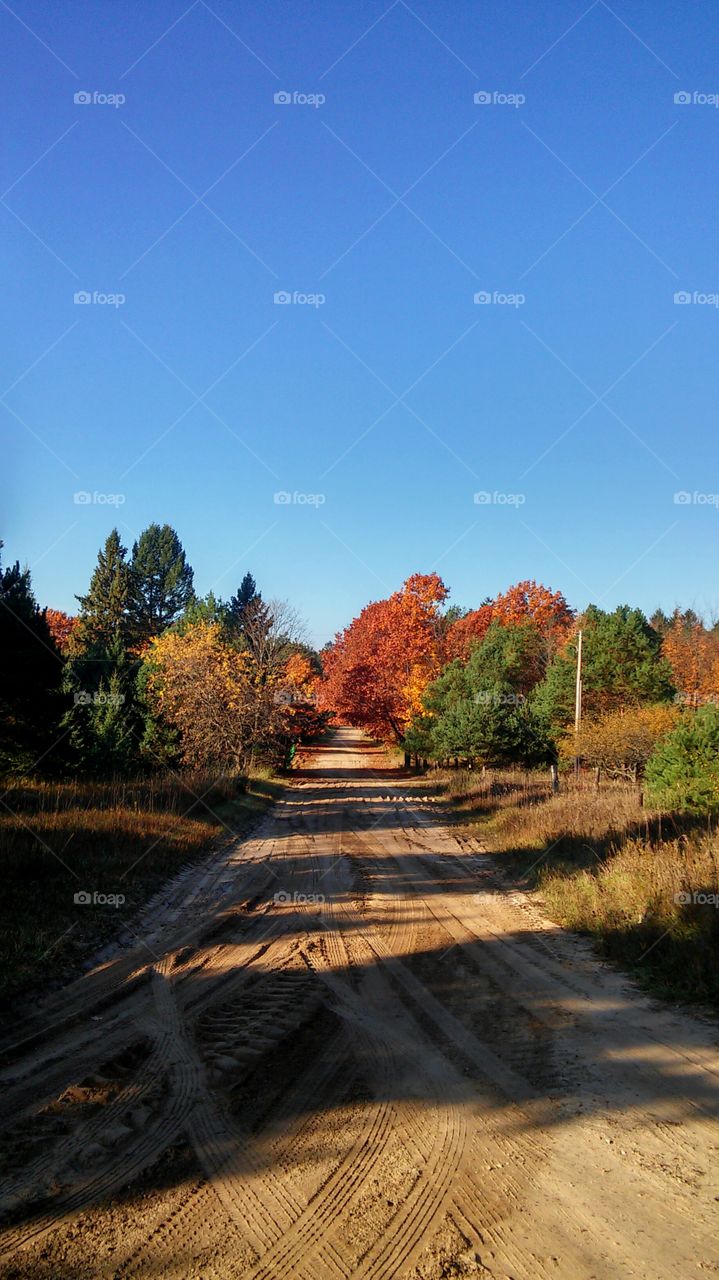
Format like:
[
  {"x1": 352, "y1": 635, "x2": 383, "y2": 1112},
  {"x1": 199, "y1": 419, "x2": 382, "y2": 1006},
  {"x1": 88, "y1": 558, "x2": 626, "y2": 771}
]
[
  {"x1": 45, "y1": 608, "x2": 77, "y2": 656},
  {"x1": 318, "y1": 573, "x2": 448, "y2": 741},
  {"x1": 662, "y1": 617, "x2": 719, "y2": 707},
  {"x1": 447, "y1": 580, "x2": 573, "y2": 662}
]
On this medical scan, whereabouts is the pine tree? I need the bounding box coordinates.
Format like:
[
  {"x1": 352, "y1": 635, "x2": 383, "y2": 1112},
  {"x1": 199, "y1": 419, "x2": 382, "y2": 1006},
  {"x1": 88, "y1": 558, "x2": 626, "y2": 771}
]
[
  {"x1": 74, "y1": 529, "x2": 132, "y2": 654},
  {"x1": 227, "y1": 572, "x2": 259, "y2": 630},
  {"x1": 0, "y1": 543, "x2": 63, "y2": 770},
  {"x1": 129, "y1": 524, "x2": 194, "y2": 645}
]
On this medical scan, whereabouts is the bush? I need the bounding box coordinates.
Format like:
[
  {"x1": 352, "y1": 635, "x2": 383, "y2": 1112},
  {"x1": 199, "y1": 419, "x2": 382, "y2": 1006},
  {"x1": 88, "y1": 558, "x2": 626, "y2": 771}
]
[
  {"x1": 558, "y1": 703, "x2": 679, "y2": 781},
  {"x1": 645, "y1": 705, "x2": 719, "y2": 814}
]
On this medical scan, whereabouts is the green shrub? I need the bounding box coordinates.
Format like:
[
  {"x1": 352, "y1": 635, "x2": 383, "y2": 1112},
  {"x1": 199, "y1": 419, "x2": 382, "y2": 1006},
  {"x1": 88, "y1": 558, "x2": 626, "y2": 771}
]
[{"x1": 644, "y1": 705, "x2": 719, "y2": 814}]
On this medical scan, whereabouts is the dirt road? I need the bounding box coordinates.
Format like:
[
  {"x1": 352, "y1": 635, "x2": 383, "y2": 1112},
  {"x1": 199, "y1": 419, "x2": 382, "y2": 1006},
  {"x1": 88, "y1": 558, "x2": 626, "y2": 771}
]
[{"x1": 0, "y1": 727, "x2": 718, "y2": 1278}]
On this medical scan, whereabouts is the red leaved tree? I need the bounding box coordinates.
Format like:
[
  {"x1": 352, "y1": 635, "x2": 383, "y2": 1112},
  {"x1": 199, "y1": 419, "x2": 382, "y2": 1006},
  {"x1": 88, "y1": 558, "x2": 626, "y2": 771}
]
[
  {"x1": 447, "y1": 580, "x2": 573, "y2": 662},
  {"x1": 318, "y1": 573, "x2": 448, "y2": 741}
]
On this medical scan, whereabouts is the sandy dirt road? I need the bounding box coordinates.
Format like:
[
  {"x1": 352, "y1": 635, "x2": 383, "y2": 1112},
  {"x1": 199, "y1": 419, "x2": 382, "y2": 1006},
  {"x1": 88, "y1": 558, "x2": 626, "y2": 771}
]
[{"x1": 0, "y1": 727, "x2": 718, "y2": 1278}]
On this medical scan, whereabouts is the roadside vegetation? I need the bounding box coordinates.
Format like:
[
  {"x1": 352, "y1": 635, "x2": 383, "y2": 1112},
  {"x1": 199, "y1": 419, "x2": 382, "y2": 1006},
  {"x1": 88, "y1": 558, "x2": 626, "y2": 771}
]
[
  {"x1": 0, "y1": 529, "x2": 327, "y2": 1004},
  {"x1": 0, "y1": 766, "x2": 282, "y2": 1009},
  {"x1": 320, "y1": 574, "x2": 719, "y2": 1007}
]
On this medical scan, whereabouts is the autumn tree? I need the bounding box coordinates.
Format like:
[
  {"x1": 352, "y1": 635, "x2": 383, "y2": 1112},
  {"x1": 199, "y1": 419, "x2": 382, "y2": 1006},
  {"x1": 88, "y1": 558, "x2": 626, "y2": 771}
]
[
  {"x1": 45, "y1": 608, "x2": 76, "y2": 655},
  {"x1": 661, "y1": 612, "x2": 719, "y2": 707},
  {"x1": 446, "y1": 581, "x2": 572, "y2": 663},
  {"x1": 559, "y1": 704, "x2": 679, "y2": 782},
  {"x1": 318, "y1": 573, "x2": 448, "y2": 741},
  {"x1": 445, "y1": 602, "x2": 494, "y2": 661},
  {"x1": 145, "y1": 620, "x2": 305, "y2": 770}
]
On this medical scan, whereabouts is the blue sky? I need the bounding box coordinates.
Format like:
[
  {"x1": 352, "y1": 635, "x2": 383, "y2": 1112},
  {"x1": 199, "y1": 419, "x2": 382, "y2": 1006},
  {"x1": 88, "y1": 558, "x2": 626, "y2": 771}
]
[{"x1": 3, "y1": 0, "x2": 718, "y2": 646}]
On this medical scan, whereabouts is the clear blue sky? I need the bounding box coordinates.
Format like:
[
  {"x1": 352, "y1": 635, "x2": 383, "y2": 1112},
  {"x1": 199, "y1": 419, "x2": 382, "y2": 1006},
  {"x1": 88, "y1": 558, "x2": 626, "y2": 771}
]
[{"x1": 3, "y1": 0, "x2": 718, "y2": 646}]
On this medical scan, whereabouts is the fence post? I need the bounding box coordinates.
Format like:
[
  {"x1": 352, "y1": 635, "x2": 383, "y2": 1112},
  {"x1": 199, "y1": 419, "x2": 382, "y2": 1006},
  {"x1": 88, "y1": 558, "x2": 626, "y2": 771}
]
[{"x1": 550, "y1": 763, "x2": 559, "y2": 794}]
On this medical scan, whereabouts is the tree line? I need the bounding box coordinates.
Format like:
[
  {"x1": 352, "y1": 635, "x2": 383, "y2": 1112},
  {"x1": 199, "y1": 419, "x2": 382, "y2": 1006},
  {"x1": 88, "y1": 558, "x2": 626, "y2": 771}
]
[
  {"x1": 317, "y1": 575, "x2": 719, "y2": 814},
  {"x1": 0, "y1": 527, "x2": 324, "y2": 778}
]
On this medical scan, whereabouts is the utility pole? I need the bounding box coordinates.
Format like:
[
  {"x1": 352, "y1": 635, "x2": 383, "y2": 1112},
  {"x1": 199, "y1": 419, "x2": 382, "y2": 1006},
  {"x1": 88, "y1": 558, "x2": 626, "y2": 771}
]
[{"x1": 574, "y1": 628, "x2": 583, "y2": 779}]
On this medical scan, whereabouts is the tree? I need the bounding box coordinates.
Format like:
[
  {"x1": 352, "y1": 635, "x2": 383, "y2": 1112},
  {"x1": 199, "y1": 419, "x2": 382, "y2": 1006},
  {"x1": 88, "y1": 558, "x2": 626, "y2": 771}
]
[
  {"x1": 64, "y1": 637, "x2": 141, "y2": 776},
  {"x1": 559, "y1": 704, "x2": 679, "y2": 781},
  {"x1": 464, "y1": 619, "x2": 549, "y2": 695},
  {"x1": 175, "y1": 590, "x2": 228, "y2": 632},
  {"x1": 406, "y1": 627, "x2": 552, "y2": 766},
  {"x1": 318, "y1": 573, "x2": 448, "y2": 741},
  {"x1": 645, "y1": 705, "x2": 719, "y2": 814},
  {"x1": 74, "y1": 529, "x2": 132, "y2": 653},
  {"x1": 533, "y1": 605, "x2": 674, "y2": 732},
  {"x1": 129, "y1": 524, "x2": 194, "y2": 646},
  {"x1": 65, "y1": 531, "x2": 143, "y2": 775},
  {"x1": 227, "y1": 572, "x2": 259, "y2": 631},
  {"x1": 145, "y1": 620, "x2": 290, "y2": 770},
  {"x1": 0, "y1": 545, "x2": 63, "y2": 772},
  {"x1": 661, "y1": 612, "x2": 719, "y2": 708},
  {"x1": 45, "y1": 608, "x2": 76, "y2": 655},
  {"x1": 445, "y1": 602, "x2": 494, "y2": 661},
  {"x1": 446, "y1": 580, "x2": 572, "y2": 663}
]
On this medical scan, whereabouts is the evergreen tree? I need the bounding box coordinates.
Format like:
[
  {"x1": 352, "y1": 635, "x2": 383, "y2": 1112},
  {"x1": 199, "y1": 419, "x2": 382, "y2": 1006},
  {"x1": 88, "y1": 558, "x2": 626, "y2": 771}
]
[
  {"x1": 533, "y1": 605, "x2": 674, "y2": 732},
  {"x1": 645, "y1": 705, "x2": 719, "y2": 814},
  {"x1": 129, "y1": 524, "x2": 194, "y2": 645},
  {"x1": 0, "y1": 544, "x2": 63, "y2": 771},
  {"x1": 64, "y1": 637, "x2": 141, "y2": 776},
  {"x1": 74, "y1": 529, "x2": 132, "y2": 653},
  {"x1": 227, "y1": 571, "x2": 259, "y2": 630}
]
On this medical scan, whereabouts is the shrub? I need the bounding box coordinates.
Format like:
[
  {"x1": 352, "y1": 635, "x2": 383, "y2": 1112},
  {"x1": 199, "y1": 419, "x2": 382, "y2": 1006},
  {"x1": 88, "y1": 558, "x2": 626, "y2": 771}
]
[
  {"x1": 645, "y1": 704, "x2": 719, "y2": 814},
  {"x1": 558, "y1": 703, "x2": 679, "y2": 781}
]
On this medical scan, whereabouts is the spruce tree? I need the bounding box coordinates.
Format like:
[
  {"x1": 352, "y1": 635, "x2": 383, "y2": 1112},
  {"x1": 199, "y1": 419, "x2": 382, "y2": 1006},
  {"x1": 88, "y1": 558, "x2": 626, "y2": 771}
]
[
  {"x1": 227, "y1": 571, "x2": 259, "y2": 630},
  {"x1": 74, "y1": 529, "x2": 132, "y2": 653},
  {"x1": 0, "y1": 543, "x2": 63, "y2": 770},
  {"x1": 129, "y1": 524, "x2": 194, "y2": 645}
]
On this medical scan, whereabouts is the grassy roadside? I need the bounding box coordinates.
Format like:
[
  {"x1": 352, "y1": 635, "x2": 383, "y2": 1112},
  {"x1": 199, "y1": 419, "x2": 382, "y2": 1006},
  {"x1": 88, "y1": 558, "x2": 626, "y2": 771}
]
[
  {"x1": 426, "y1": 766, "x2": 719, "y2": 1007},
  {"x1": 0, "y1": 770, "x2": 282, "y2": 1007}
]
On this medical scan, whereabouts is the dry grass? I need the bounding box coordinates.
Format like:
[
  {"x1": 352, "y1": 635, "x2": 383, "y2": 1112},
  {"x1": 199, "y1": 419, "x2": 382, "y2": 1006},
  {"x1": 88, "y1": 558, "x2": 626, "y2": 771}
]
[
  {"x1": 430, "y1": 765, "x2": 719, "y2": 1005},
  {"x1": 0, "y1": 771, "x2": 280, "y2": 1006}
]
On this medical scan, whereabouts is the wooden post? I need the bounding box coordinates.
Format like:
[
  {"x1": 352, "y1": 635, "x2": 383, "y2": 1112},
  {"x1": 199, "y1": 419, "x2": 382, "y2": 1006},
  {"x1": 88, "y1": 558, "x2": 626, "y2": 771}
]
[
  {"x1": 550, "y1": 763, "x2": 559, "y2": 794},
  {"x1": 594, "y1": 766, "x2": 601, "y2": 791}
]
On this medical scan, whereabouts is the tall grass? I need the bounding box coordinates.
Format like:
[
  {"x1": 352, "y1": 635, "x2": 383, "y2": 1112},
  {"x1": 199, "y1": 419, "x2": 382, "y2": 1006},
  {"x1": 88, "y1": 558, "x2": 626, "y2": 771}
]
[
  {"x1": 430, "y1": 765, "x2": 719, "y2": 1005},
  {"x1": 0, "y1": 770, "x2": 279, "y2": 1006}
]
